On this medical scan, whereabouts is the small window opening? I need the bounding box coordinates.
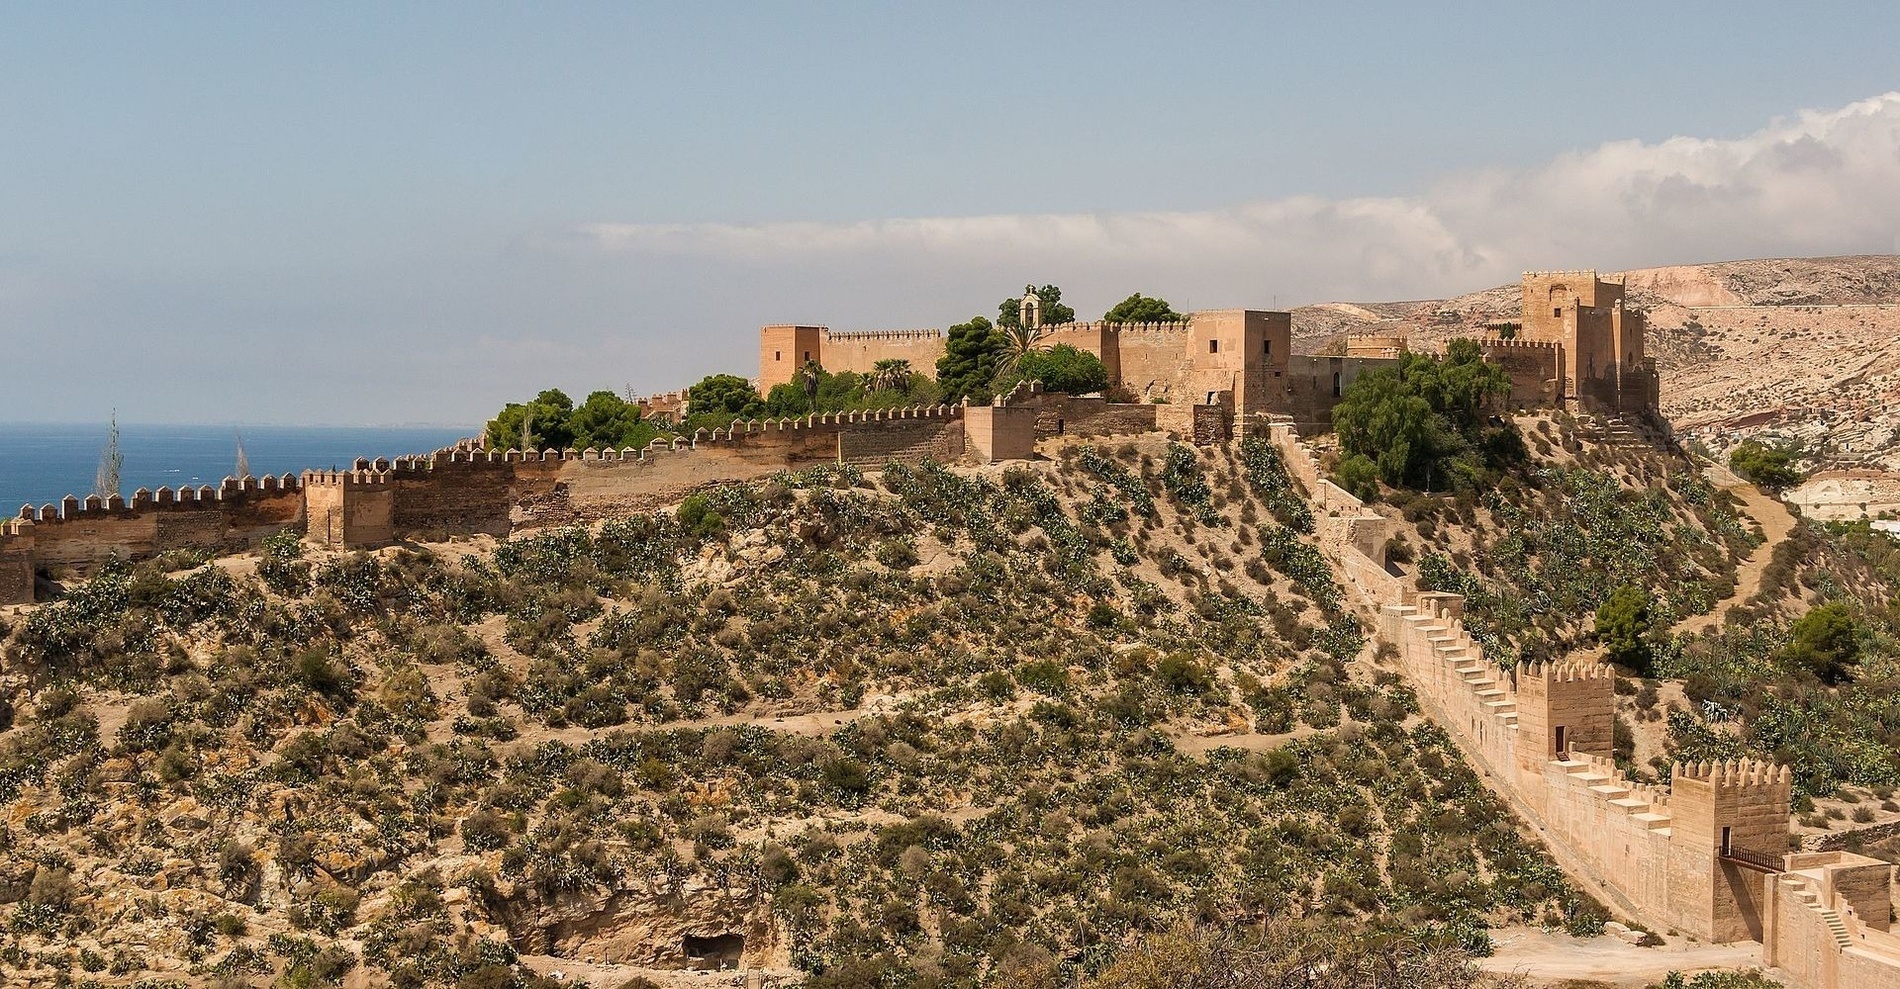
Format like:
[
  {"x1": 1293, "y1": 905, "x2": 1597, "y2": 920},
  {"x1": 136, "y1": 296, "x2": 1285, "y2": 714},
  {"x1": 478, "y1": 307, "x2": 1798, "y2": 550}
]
[
  {"x1": 1263, "y1": 338, "x2": 1272, "y2": 355},
  {"x1": 803, "y1": 350, "x2": 812, "y2": 361},
  {"x1": 775, "y1": 351, "x2": 782, "y2": 361},
  {"x1": 1331, "y1": 372, "x2": 1342, "y2": 397},
  {"x1": 1553, "y1": 307, "x2": 1562, "y2": 318},
  {"x1": 1209, "y1": 339, "x2": 1220, "y2": 354},
  {"x1": 1721, "y1": 826, "x2": 1732, "y2": 857}
]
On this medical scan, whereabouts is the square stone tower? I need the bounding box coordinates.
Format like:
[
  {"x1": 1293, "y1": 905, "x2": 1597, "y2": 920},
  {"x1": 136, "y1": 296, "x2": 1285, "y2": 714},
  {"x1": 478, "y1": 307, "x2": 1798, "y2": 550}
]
[
  {"x1": 1514, "y1": 660, "x2": 1616, "y2": 767},
  {"x1": 302, "y1": 470, "x2": 395, "y2": 548},
  {"x1": 1181, "y1": 309, "x2": 1292, "y2": 429},
  {"x1": 1666, "y1": 760, "x2": 1793, "y2": 942},
  {"x1": 1518, "y1": 271, "x2": 1651, "y2": 411},
  {"x1": 759, "y1": 325, "x2": 825, "y2": 392}
]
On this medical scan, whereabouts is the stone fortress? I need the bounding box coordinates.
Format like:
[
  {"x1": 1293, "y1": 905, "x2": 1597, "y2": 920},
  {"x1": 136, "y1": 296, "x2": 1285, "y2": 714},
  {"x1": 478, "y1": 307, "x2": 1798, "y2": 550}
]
[{"x1": 0, "y1": 271, "x2": 1887, "y2": 988}]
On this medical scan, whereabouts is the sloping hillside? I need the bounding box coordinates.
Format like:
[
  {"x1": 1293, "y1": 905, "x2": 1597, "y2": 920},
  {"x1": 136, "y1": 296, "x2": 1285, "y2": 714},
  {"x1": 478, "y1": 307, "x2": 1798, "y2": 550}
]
[
  {"x1": 1294, "y1": 256, "x2": 1900, "y2": 468},
  {"x1": 0, "y1": 439, "x2": 1590, "y2": 988}
]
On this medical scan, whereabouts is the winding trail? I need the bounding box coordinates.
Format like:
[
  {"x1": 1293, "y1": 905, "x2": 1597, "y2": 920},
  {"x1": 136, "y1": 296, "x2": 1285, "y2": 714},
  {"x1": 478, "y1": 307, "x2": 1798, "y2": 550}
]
[{"x1": 1674, "y1": 466, "x2": 1799, "y2": 637}]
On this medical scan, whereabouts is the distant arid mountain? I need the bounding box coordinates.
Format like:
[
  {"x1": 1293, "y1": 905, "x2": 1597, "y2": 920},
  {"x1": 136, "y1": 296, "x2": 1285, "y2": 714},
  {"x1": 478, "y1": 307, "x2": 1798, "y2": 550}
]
[{"x1": 1295, "y1": 255, "x2": 1900, "y2": 468}]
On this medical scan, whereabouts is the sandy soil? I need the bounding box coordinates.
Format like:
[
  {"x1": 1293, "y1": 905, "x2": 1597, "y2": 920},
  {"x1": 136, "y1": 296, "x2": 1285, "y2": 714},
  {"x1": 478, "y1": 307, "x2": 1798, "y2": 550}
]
[{"x1": 1480, "y1": 927, "x2": 1779, "y2": 987}]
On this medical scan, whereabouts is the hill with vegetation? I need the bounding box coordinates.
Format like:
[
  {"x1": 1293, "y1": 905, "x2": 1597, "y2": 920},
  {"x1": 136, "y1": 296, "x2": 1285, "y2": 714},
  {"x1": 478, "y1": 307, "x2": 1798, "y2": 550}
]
[{"x1": 0, "y1": 430, "x2": 1618, "y2": 989}]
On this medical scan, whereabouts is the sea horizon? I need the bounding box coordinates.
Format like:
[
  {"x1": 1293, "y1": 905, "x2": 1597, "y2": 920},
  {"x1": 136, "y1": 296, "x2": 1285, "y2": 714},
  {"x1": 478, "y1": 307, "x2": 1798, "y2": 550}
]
[{"x1": 0, "y1": 421, "x2": 479, "y2": 514}]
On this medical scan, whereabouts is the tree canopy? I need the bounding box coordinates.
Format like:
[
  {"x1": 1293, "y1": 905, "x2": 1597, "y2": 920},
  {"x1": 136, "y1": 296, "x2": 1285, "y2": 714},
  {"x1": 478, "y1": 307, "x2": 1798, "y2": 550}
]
[
  {"x1": 996, "y1": 284, "x2": 1076, "y2": 329},
  {"x1": 763, "y1": 362, "x2": 941, "y2": 416},
  {"x1": 1330, "y1": 339, "x2": 1520, "y2": 493},
  {"x1": 485, "y1": 388, "x2": 662, "y2": 452},
  {"x1": 1780, "y1": 602, "x2": 1859, "y2": 684},
  {"x1": 1102, "y1": 292, "x2": 1183, "y2": 324},
  {"x1": 1009, "y1": 343, "x2": 1110, "y2": 396},
  {"x1": 1728, "y1": 438, "x2": 1804, "y2": 490},
  {"x1": 936, "y1": 316, "x2": 1007, "y2": 402},
  {"x1": 688, "y1": 374, "x2": 765, "y2": 420},
  {"x1": 1594, "y1": 584, "x2": 1657, "y2": 673}
]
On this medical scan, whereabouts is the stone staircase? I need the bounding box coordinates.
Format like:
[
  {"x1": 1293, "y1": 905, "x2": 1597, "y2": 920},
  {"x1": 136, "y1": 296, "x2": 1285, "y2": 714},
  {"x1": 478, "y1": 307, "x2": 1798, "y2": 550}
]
[{"x1": 1783, "y1": 878, "x2": 1855, "y2": 949}]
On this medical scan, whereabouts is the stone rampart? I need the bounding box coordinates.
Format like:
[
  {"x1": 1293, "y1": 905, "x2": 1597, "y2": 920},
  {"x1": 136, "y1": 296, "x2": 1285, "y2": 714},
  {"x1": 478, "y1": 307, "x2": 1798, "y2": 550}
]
[
  {"x1": 817, "y1": 328, "x2": 948, "y2": 378},
  {"x1": 1261, "y1": 418, "x2": 1868, "y2": 967},
  {"x1": 16, "y1": 475, "x2": 306, "y2": 569}
]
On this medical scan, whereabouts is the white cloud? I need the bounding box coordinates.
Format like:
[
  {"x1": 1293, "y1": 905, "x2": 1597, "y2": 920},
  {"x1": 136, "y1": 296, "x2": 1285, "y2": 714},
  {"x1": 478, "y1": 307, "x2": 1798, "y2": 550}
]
[{"x1": 555, "y1": 92, "x2": 1900, "y2": 320}]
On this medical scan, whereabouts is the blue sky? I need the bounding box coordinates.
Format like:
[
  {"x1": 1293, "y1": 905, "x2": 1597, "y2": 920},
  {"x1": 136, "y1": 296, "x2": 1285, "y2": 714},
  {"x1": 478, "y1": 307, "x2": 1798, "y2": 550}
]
[{"x1": 4, "y1": 2, "x2": 1900, "y2": 424}]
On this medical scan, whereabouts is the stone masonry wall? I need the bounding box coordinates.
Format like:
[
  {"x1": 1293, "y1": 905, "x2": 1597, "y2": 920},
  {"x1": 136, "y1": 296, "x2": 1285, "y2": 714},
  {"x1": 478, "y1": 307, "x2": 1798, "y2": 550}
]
[
  {"x1": 0, "y1": 521, "x2": 34, "y2": 605},
  {"x1": 18, "y1": 478, "x2": 305, "y2": 567}
]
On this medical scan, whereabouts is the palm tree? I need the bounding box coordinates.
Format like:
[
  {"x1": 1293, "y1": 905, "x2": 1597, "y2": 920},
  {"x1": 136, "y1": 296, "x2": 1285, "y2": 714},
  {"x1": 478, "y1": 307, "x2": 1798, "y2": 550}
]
[
  {"x1": 999, "y1": 322, "x2": 1045, "y2": 378},
  {"x1": 798, "y1": 360, "x2": 824, "y2": 407},
  {"x1": 867, "y1": 359, "x2": 912, "y2": 394}
]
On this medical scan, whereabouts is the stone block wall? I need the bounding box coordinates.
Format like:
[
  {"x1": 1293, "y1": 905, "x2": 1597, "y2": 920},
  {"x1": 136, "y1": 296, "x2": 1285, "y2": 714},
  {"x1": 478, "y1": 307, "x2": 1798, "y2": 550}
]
[
  {"x1": 1764, "y1": 857, "x2": 1900, "y2": 989},
  {"x1": 17, "y1": 477, "x2": 306, "y2": 567},
  {"x1": 304, "y1": 471, "x2": 395, "y2": 548},
  {"x1": 1, "y1": 521, "x2": 34, "y2": 605},
  {"x1": 964, "y1": 405, "x2": 1037, "y2": 464},
  {"x1": 839, "y1": 416, "x2": 964, "y2": 466}
]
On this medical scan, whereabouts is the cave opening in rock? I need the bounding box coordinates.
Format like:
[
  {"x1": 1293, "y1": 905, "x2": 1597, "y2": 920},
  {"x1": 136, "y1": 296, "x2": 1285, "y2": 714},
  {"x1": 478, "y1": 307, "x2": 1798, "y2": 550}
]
[{"x1": 683, "y1": 932, "x2": 745, "y2": 968}]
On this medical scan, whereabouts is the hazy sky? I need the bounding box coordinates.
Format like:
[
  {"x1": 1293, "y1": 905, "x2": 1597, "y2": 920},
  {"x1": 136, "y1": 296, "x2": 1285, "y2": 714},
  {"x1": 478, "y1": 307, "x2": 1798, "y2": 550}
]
[{"x1": 4, "y1": 3, "x2": 1900, "y2": 425}]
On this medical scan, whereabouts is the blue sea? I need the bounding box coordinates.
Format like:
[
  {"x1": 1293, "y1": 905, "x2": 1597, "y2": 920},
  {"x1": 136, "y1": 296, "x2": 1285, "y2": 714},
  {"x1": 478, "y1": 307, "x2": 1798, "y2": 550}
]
[{"x1": 0, "y1": 423, "x2": 476, "y2": 514}]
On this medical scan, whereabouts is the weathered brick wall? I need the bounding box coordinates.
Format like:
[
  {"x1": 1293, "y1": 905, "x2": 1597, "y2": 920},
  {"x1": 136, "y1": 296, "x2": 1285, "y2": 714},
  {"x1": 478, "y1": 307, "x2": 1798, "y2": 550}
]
[
  {"x1": 839, "y1": 418, "x2": 963, "y2": 466},
  {"x1": 22, "y1": 482, "x2": 305, "y2": 567},
  {"x1": 0, "y1": 523, "x2": 33, "y2": 605},
  {"x1": 818, "y1": 330, "x2": 947, "y2": 379},
  {"x1": 1025, "y1": 395, "x2": 1159, "y2": 439},
  {"x1": 390, "y1": 458, "x2": 514, "y2": 538},
  {"x1": 1113, "y1": 325, "x2": 1196, "y2": 402}
]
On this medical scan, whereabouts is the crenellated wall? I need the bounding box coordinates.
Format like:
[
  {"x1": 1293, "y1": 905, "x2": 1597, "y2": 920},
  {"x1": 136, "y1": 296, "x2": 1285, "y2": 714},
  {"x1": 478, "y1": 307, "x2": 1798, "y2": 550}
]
[
  {"x1": 1262, "y1": 418, "x2": 1872, "y2": 973},
  {"x1": 304, "y1": 406, "x2": 971, "y2": 544},
  {"x1": 14, "y1": 475, "x2": 305, "y2": 571}
]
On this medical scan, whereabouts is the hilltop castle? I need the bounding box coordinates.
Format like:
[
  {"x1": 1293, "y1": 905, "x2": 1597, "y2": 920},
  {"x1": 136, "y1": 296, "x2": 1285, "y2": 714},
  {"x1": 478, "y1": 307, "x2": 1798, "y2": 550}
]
[
  {"x1": 761, "y1": 269, "x2": 1659, "y2": 426},
  {"x1": 3, "y1": 271, "x2": 1655, "y2": 607}
]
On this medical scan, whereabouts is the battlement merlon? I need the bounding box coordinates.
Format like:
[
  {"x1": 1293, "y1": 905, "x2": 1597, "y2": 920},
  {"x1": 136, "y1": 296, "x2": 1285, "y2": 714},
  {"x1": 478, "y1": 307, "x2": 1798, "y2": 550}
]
[{"x1": 1673, "y1": 759, "x2": 1793, "y2": 788}]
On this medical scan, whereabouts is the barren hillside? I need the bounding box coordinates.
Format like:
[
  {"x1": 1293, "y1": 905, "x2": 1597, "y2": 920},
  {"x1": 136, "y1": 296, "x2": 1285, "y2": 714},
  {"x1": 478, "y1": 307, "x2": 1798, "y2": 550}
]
[{"x1": 1294, "y1": 255, "x2": 1900, "y2": 468}]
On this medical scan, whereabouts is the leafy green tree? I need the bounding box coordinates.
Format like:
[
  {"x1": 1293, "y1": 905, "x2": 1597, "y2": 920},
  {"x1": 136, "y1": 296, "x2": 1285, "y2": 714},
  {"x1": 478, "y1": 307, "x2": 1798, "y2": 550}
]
[
  {"x1": 766, "y1": 365, "x2": 941, "y2": 416},
  {"x1": 687, "y1": 374, "x2": 764, "y2": 418},
  {"x1": 1011, "y1": 344, "x2": 1109, "y2": 395},
  {"x1": 936, "y1": 316, "x2": 1006, "y2": 402},
  {"x1": 565, "y1": 390, "x2": 658, "y2": 450},
  {"x1": 1781, "y1": 602, "x2": 1858, "y2": 683},
  {"x1": 1331, "y1": 339, "x2": 1515, "y2": 490},
  {"x1": 1594, "y1": 584, "x2": 1656, "y2": 672},
  {"x1": 486, "y1": 388, "x2": 577, "y2": 451},
  {"x1": 1102, "y1": 292, "x2": 1183, "y2": 323},
  {"x1": 996, "y1": 284, "x2": 1076, "y2": 329},
  {"x1": 1728, "y1": 438, "x2": 1804, "y2": 490}
]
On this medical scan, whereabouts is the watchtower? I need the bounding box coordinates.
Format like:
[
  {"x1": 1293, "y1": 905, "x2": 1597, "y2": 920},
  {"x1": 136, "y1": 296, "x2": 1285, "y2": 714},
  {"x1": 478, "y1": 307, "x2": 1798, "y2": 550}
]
[
  {"x1": 1517, "y1": 271, "x2": 1650, "y2": 410},
  {"x1": 302, "y1": 468, "x2": 395, "y2": 548},
  {"x1": 759, "y1": 325, "x2": 825, "y2": 392},
  {"x1": 0, "y1": 518, "x2": 35, "y2": 605},
  {"x1": 1666, "y1": 760, "x2": 1793, "y2": 942},
  {"x1": 1514, "y1": 660, "x2": 1615, "y2": 768}
]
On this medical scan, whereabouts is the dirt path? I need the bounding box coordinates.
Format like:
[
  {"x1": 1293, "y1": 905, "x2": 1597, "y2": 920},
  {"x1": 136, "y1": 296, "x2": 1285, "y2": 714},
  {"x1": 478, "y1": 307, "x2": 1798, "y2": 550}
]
[
  {"x1": 1479, "y1": 927, "x2": 1777, "y2": 986},
  {"x1": 1674, "y1": 470, "x2": 1799, "y2": 637}
]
